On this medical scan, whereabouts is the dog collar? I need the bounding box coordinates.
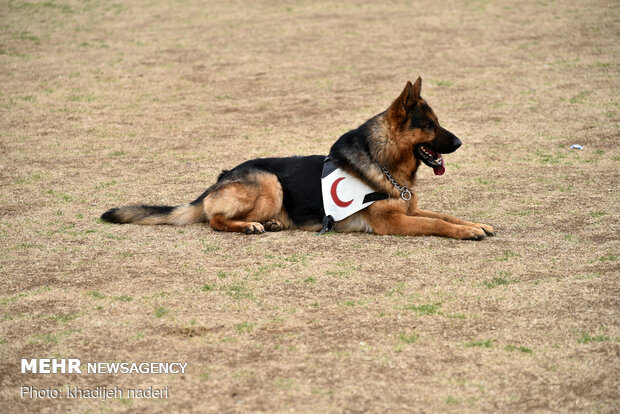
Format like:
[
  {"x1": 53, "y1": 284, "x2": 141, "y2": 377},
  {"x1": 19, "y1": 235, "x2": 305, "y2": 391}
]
[
  {"x1": 319, "y1": 157, "x2": 388, "y2": 234},
  {"x1": 379, "y1": 164, "x2": 412, "y2": 201}
]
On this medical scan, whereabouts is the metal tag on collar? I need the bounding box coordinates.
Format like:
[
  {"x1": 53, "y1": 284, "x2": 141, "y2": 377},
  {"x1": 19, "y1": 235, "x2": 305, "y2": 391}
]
[{"x1": 400, "y1": 187, "x2": 412, "y2": 201}]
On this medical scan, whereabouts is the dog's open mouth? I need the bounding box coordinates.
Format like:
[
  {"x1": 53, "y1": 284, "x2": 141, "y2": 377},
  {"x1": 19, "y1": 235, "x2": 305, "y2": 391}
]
[{"x1": 414, "y1": 145, "x2": 445, "y2": 176}]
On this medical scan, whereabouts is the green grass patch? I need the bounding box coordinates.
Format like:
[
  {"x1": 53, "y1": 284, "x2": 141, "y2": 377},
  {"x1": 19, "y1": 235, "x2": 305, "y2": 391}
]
[
  {"x1": 535, "y1": 149, "x2": 566, "y2": 165},
  {"x1": 444, "y1": 312, "x2": 466, "y2": 319},
  {"x1": 496, "y1": 250, "x2": 521, "y2": 261},
  {"x1": 483, "y1": 276, "x2": 513, "y2": 289},
  {"x1": 504, "y1": 344, "x2": 532, "y2": 353},
  {"x1": 507, "y1": 210, "x2": 533, "y2": 217},
  {"x1": 30, "y1": 333, "x2": 59, "y2": 345},
  {"x1": 29, "y1": 329, "x2": 79, "y2": 345},
  {"x1": 283, "y1": 253, "x2": 310, "y2": 265},
  {"x1": 403, "y1": 303, "x2": 441, "y2": 315},
  {"x1": 476, "y1": 177, "x2": 496, "y2": 185},
  {"x1": 578, "y1": 333, "x2": 610, "y2": 344},
  {"x1": 46, "y1": 313, "x2": 81, "y2": 323},
  {"x1": 118, "y1": 397, "x2": 132, "y2": 406},
  {"x1": 46, "y1": 189, "x2": 73, "y2": 202},
  {"x1": 222, "y1": 284, "x2": 253, "y2": 300},
  {"x1": 386, "y1": 282, "x2": 405, "y2": 297},
  {"x1": 235, "y1": 322, "x2": 254, "y2": 333},
  {"x1": 18, "y1": 31, "x2": 40, "y2": 43},
  {"x1": 569, "y1": 90, "x2": 591, "y2": 104},
  {"x1": 200, "y1": 240, "x2": 219, "y2": 253},
  {"x1": 445, "y1": 396, "x2": 460, "y2": 405},
  {"x1": 0, "y1": 288, "x2": 50, "y2": 305},
  {"x1": 466, "y1": 339, "x2": 493, "y2": 348},
  {"x1": 108, "y1": 151, "x2": 125, "y2": 157},
  {"x1": 398, "y1": 333, "x2": 419, "y2": 344},
  {"x1": 67, "y1": 92, "x2": 95, "y2": 102},
  {"x1": 16, "y1": 242, "x2": 46, "y2": 250},
  {"x1": 563, "y1": 233, "x2": 575, "y2": 242},
  {"x1": 13, "y1": 173, "x2": 43, "y2": 185},
  {"x1": 87, "y1": 291, "x2": 105, "y2": 299},
  {"x1": 94, "y1": 180, "x2": 117, "y2": 190},
  {"x1": 393, "y1": 250, "x2": 411, "y2": 257},
  {"x1": 252, "y1": 262, "x2": 285, "y2": 276},
  {"x1": 101, "y1": 232, "x2": 124, "y2": 240},
  {"x1": 325, "y1": 262, "x2": 361, "y2": 277},
  {"x1": 154, "y1": 307, "x2": 169, "y2": 318}
]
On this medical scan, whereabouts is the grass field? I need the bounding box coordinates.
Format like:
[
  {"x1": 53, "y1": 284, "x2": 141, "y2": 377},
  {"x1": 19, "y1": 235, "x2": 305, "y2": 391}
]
[{"x1": 1, "y1": 0, "x2": 619, "y2": 412}]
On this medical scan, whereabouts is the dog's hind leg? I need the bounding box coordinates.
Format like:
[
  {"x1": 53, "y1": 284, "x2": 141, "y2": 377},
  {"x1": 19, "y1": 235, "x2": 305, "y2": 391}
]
[
  {"x1": 209, "y1": 214, "x2": 265, "y2": 234},
  {"x1": 263, "y1": 219, "x2": 284, "y2": 232},
  {"x1": 203, "y1": 171, "x2": 287, "y2": 234}
]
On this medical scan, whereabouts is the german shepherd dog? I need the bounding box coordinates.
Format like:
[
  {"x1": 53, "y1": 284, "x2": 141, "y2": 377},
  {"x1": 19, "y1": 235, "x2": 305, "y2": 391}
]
[{"x1": 101, "y1": 78, "x2": 494, "y2": 240}]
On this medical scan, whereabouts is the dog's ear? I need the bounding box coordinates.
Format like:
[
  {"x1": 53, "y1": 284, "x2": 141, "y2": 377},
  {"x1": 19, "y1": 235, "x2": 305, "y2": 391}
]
[
  {"x1": 412, "y1": 76, "x2": 422, "y2": 101},
  {"x1": 388, "y1": 80, "x2": 419, "y2": 121}
]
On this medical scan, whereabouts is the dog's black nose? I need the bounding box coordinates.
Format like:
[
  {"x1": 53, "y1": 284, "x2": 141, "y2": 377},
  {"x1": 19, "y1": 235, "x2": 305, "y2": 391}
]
[
  {"x1": 453, "y1": 137, "x2": 462, "y2": 151},
  {"x1": 432, "y1": 128, "x2": 462, "y2": 153}
]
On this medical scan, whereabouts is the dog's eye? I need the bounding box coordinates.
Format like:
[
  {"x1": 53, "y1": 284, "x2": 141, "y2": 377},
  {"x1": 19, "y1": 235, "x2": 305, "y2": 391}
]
[{"x1": 423, "y1": 122, "x2": 434, "y2": 129}]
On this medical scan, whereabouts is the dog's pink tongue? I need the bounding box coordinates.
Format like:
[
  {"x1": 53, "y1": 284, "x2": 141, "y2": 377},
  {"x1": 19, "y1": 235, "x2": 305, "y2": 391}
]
[{"x1": 433, "y1": 158, "x2": 445, "y2": 176}]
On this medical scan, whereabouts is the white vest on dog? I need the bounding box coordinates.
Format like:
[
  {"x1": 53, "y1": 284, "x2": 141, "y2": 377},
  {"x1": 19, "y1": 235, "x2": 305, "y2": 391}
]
[{"x1": 321, "y1": 158, "x2": 387, "y2": 222}]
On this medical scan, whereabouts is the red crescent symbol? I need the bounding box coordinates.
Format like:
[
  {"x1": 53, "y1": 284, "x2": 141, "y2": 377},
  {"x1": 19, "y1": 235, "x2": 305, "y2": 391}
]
[{"x1": 331, "y1": 177, "x2": 353, "y2": 207}]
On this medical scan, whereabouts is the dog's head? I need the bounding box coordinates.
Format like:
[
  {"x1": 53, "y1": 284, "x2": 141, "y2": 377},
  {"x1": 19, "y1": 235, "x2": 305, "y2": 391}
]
[{"x1": 386, "y1": 77, "x2": 461, "y2": 175}]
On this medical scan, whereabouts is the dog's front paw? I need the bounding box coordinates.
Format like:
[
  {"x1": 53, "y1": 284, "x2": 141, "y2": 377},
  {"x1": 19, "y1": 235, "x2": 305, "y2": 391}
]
[
  {"x1": 477, "y1": 223, "x2": 495, "y2": 236},
  {"x1": 242, "y1": 222, "x2": 265, "y2": 234},
  {"x1": 454, "y1": 226, "x2": 486, "y2": 241}
]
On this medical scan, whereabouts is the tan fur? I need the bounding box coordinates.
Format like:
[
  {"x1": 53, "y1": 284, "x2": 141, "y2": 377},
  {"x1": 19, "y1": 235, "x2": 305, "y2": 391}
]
[
  {"x1": 335, "y1": 214, "x2": 374, "y2": 233},
  {"x1": 145, "y1": 204, "x2": 204, "y2": 225},
  {"x1": 110, "y1": 204, "x2": 205, "y2": 225},
  {"x1": 410, "y1": 208, "x2": 495, "y2": 236},
  {"x1": 354, "y1": 200, "x2": 487, "y2": 240},
  {"x1": 203, "y1": 172, "x2": 288, "y2": 234}
]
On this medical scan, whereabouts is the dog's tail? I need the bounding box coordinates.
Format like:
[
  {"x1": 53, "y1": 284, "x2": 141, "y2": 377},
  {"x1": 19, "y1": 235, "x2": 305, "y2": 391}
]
[{"x1": 100, "y1": 188, "x2": 211, "y2": 225}]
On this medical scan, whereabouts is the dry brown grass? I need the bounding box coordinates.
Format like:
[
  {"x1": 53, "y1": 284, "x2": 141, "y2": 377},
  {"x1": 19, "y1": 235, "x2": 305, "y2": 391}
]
[{"x1": 1, "y1": 0, "x2": 619, "y2": 412}]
